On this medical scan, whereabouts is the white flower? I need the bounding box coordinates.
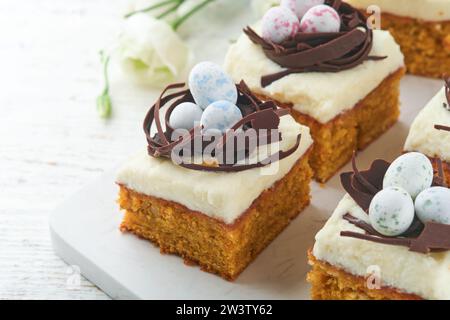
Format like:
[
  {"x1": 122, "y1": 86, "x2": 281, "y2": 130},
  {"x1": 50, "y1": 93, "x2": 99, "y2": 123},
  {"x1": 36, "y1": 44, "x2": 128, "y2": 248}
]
[
  {"x1": 251, "y1": 0, "x2": 280, "y2": 18},
  {"x1": 118, "y1": 13, "x2": 190, "y2": 87}
]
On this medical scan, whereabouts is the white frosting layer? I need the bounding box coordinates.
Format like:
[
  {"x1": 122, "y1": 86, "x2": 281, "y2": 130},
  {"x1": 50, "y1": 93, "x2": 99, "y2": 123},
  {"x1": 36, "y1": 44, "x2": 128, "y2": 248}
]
[
  {"x1": 224, "y1": 27, "x2": 404, "y2": 124},
  {"x1": 346, "y1": 0, "x2": 450, "y2": 22},
  {"x1": 117, "y1": 116, "x2": 313, "y2": 225},
  {"x1": 404, "y1": 87, "x2": 450, "y2": 162},
  {"x1": 313, "y1": 194, "x2": 450, "y2": 300}
]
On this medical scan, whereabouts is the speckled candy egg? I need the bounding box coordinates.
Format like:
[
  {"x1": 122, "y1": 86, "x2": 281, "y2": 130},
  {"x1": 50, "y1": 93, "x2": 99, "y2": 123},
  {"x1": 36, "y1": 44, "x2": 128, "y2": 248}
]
[
  {"x1": 369, "y1": 187, "x2": 415, "y2": 237},
  {"x1": 169, "y1": 102, "x2": 203, "y2": 130},
  {"x1": 281, "y1": 0, "x2": 325, "y2": 19},
  {"x1": 383, "y1": 152, "x2": 434, "y2": 199},
  {"x1": 200, "y1": 100, "x2": 243, "y2": 135},
  {"x1": 188, "y1": 62, "x2": 238, "y2": 110},
  {"x1": 300, "y1": 4, "x2": 341, "y2": 33},
  {"x1": 262, "y1": 6, "x2": 300, "y2": 44},
  {"x1": 415, "y1": 187, "x2": 450, "y2": 225}
]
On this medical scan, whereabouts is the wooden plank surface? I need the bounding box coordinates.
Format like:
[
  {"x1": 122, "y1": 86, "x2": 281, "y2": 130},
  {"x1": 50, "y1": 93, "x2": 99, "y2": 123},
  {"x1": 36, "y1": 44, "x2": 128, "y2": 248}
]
[{"x1": 0, "y1": 0, "x2": 131, "y2": 300}]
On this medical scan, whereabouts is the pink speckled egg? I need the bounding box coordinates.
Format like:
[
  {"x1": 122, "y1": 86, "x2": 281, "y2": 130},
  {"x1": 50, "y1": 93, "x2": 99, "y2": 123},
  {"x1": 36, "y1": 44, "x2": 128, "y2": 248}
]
[
  {"x1": 262, "y1": 6, "x2": 300, "y2": 44},
  {"x1": 300, "y1": 4, "x2": 341, "y2": 33},
  {"x1": 280, "y1": 0, "x2": 325, "y2": 19}
]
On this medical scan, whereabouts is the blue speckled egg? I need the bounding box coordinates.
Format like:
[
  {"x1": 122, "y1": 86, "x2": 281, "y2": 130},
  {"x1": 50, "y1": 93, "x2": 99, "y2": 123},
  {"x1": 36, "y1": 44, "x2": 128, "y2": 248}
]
[
  {"x1": 383, "y1": 152, "x2": 434, "y2": 199},
  {"x1": 169, "y1": 102, "x2": 203, "y2": 130},
  {"x1": 188, "y1": 62, "x2": 238, "y2": 110},
  {"x1": 200, "y1": 100, "x2": 243, "y2": 135},
  {"x1": 369, "y1": 186, "x2": 415, "y2": 236},
  {"x1": 415, "y1": 187, "x2": 450, "y2": 225}
]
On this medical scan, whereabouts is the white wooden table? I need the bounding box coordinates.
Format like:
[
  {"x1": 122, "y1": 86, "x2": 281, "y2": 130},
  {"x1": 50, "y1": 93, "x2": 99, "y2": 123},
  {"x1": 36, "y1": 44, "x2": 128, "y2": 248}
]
[
  {"x1": 0, "y1": 0, "x2": 251, "y2": 299},
  {"x1": 2, "y1": 0, "x2": 442, "y2": 300}
]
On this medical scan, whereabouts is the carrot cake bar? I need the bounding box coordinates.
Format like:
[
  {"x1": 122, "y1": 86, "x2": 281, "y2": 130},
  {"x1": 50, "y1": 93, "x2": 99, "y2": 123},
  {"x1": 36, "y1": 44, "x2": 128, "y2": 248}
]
[
  {"x1": 308, "y1": 153, "x2": 450, "y2": 300},
  {"x1": 225, "y1": 0, "x2": 405, "y2": 182},
  {"x1": 346, "y1": 0, "x2": 450, "y2": 78},
  {"x1": 116, "y1": 62, "x2": 314, "y2": 281},
  {"x1": 405, "y1": 78, "x2": 450, "y2": 183}
]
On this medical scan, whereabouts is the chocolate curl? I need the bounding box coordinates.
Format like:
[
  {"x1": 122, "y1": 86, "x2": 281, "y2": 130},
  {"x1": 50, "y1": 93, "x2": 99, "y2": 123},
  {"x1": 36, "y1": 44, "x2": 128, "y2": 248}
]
[
  {"x1": 179, "y1": 134, "x2": 301, "y2": 172},
  {"x1": 341, "y1": 222, "x2": 450, "y2": 254},
  {"x1": 143, "y1": 81, "x2": 301, "y2": 173},
  {"x1": 351, "y1": 152, "x2": 379, "y2": 195},
  {"x1": 343, "y1": 213, "x2": 382, "y2": 236},
  {"x1": 435, "y1": 124, "x2": 450, "y2": 132},
  {"x1": 436, "y1": 158, "x2": 448, "y2": 188},
  {"x1": 340, "y1": 230, "x2": 412, "y2": 248},
  {"x1": 244, "y1": 0, "x2": 386, "y2": 87}
]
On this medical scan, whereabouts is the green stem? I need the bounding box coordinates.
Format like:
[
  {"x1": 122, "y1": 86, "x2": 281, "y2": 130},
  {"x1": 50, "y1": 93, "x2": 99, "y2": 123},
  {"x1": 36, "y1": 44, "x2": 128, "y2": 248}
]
[
  {"x1": 124, "y1": 0, "x2": 180, "y2": 19},
  {"x1": 102, "y1": 53, "x2": 111, "y2": 94},
  {"x1": 157, "y1": 2, "x2": 182, "y2": 19},
  {"x1": 171, "y1": 0, "x2": 215, "y2": 30},
  {"x1": 97, "y1": 52, "x2": 112, "y2": 118}
]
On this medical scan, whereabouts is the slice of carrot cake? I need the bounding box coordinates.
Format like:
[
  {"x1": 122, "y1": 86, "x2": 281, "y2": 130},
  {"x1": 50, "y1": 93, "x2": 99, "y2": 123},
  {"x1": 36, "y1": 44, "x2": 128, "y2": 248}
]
[
  {"x1": 116, "y1": 62, "x2": 314, "y2": 281},
  {"x1": 308, "y1": 153, "x2": 450, "y2": 300},
  {"x1": 225, "y1": 0, "x2": 405, "y2": 182}
]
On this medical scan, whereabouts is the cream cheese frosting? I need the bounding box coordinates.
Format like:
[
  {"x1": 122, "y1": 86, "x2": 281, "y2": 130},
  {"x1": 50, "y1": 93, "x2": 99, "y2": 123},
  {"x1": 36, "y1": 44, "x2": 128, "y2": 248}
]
[
  {"x1": 313, "y1": 194, "x2": 450, "y2": 300},
  {"x1": 404, "y1": 87, "x2": 450, "y2": 162},
  {"x1": 117, "y1": 115, "x2": 313, "y2": 225},
  {"x1": 224, "y1": 27, "x2": 404, "y2": 124},
  {"x1": 346, "y1": 0, "x2": 450, "y2": 22}
]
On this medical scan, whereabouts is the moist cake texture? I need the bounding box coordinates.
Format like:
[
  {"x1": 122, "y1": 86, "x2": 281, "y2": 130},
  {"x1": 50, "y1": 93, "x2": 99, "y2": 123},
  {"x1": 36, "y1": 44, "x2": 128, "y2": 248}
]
[
  {"x1": 119, "y1": 152, "x2": 312, "y2": 281},
  {"x1": 346, "y1": 0, "x2": 450, "y2": 78},
  {"x1": 346, "y1": 0, "x2": 450, "y2": 22},
  {"x1": 307, "y1": 251, "x2": 422, "y2": 300}
]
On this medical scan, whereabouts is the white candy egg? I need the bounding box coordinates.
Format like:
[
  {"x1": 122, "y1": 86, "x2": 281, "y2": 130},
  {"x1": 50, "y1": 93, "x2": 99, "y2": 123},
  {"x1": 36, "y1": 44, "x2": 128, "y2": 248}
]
[
  {"x1": 200, "y1": 100, "x2": 243, "y2": 135},
  {"x1": 369, "y1": 187, "x2": 415, "y2": 236},
  {"x1": 188, "y1": 62, "x2": 238, "y2": 110},
  {"x1": 262, "y1": 6, "x2": 300, "y2": 44},
  {"x1": 281, "y1": 0, "x2": 325, "y2": 19},
  {"x1": 415, "y1": 187, "x2": 450, "y2": 225},
  {"x1": 383, "y1": 152, "x2": 434, "y2": 199},
  {"x1": 300, "y1": 4, "x2": 341, "y2": 33},
  {"x1": 169, "y1": 102, "x2": 203, "y2": 130}
]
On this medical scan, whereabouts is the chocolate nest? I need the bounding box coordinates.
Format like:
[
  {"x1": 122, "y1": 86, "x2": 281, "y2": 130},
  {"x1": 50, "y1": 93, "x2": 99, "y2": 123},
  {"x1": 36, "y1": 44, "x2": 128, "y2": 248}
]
[
  {"x1": 339, "y1": 154, "x2": 450, "y2": 254},
  {"x1": 143, "y1": 81, "x2": 301, "y2": 172},
  {"x1": 244, "y1": 0, "x2": 386, "y2": 87}
]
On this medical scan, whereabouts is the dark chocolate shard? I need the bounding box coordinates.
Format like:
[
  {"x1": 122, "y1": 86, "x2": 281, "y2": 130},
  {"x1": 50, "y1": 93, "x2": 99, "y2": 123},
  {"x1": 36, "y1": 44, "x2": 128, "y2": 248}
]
[
  {"x1": 343, "y1": 213, "x2": 382, "y2": 236},
  {"x1": 408, "y1": 223, "x2": 450, "y2": 254},
  {"x1": 340, "y1": 156, "x2": 390, "y2": 212},
  {"x1": 435, "y1": 158, "x2": 448, "y2": 188},
  {"x1": 435, "y1": 124, "x2": 450, "y2": 132}
]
